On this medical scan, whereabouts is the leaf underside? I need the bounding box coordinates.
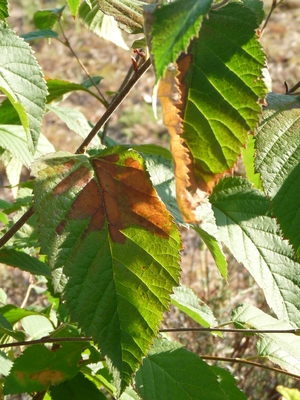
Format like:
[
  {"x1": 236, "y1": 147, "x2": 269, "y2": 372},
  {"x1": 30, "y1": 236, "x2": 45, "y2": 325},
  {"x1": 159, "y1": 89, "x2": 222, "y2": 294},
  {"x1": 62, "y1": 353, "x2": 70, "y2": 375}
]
[
  {"x1": 158, "y1": 2, "x2": 267, "y2": 222},
  {"x1": 255, "y1": 93, "x2": 300, "y2": 258},
  {"x1": 32, "y1": 147, "x2": 181, "y2": 392}
]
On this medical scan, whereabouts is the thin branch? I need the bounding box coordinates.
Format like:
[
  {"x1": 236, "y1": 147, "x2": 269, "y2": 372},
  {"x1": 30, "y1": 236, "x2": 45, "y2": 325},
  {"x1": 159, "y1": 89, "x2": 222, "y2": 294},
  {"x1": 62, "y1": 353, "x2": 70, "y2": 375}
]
[
  {"x1": 0, "y1": 336, "x2": 93, "y2": 349},
  {"x1": 201, "y1": 355, "x2": 300, "y2": 381},
  {"x1": 57, "y1": 17, "x2": 108, "y2": 107},
  {"x1": 160, "y1": 327, "x2": 300, "y2": 334},
  {"x1": 261, "y1": 0, "x2": 284, "y2": 35},
  {"x1": 20, "y1": 276, "x2": 34, "y2": 309},
  {"x1": 287, "y1": 80, "x2": 300, "y2": 94},
  {"x1": 76, "y1": 58, "x2": 151, "y2": 154},
  {"x1": 0, "y1": 206, "x2": 34, "y2": 249}
]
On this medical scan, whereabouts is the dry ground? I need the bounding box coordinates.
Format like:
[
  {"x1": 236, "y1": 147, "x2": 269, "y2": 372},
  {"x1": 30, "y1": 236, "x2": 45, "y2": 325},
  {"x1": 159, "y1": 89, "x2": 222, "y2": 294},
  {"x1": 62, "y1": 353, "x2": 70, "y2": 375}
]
[{"x1": 1, "y1": 1, "x2": 300, "y2": 399}]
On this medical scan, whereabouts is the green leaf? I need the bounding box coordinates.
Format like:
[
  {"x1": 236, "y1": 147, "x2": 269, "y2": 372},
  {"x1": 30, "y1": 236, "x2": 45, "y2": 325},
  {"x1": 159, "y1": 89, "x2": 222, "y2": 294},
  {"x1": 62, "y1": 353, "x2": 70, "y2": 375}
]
[
  {"x1": 171, "y1": 285, "x2": 218, "y2": 328},
  {"x1": 0, "y1": 149, "x2": 22, "y2": 198},
  {"x1": 67, "y1": 0, "x2": 81, "y2": 17},
  {"x1": 20, "y1": 29, "x2": 59, "y2": 41},
  {"x1": 22, "y1": 315, "x2": 54, "y2": 339},
  {"x1": 0, "y1": 288, "x2": 7, "y2": 304},
  {"x1": 0, "y1": 314, "x2": 25, "y2": 341},
  {"x1": 232, "y1": 303, "x2": 300, "y2": 376},
  {"x1": 46, "y1": 78, "x2": 100, "y2": 103},
  {"x1": 210, "y1": 366, "x2": 247, "y2": 400},
  {"x1": 32, "y1": 147, "x2": 182, "y2": 392},
  {"x1": 0, "y1": 0, "x2": 9, "y2": 21},
  {"x1": 276, "y1": 386, "x2": 300, "y2": 400},
  {"x1": 210, "y1": 177, "x2": 300, "y2": 326},
  {"x1": 0, "y1": 125, "x2": 55, "y2": 168},
  {"x1": 0, "y1": 27, "x2": 48, "y2": 153},
  {"x1": 0, "y1": 98, "x2": 20, "y2": 124},
  {"x1": 79, "y1": 0, "x2": 128, "y2": 49},
  {"x1": 46, "y1": 105, "x2": 100, "y2": 145},
  {"x1": 151, "y1": 0, "x2": 213, "y2": 81},
  {"x1": 120, "y1": 387, "x2": 140, "y2": 400},
  {"x1": 0, "y1": 351, "x2": 13, "y2": 376},
  {"x1": 135, "y1": 337, "x2": 228, "y2": 400},
  {"x1": 0, "y1": 304, "x2": 41, "y2": 326},
  {"x1": 50, "y1": 372, "x2": 107, "y2": 400},
  {"x1": 193, "y1": 202, "x2": 227, "y2": 279},
  {"x1": 241, "y1": 0, "x2": 264, "y2": 24},
  {"x1": 97, "y1": 0, "x2": 147, "y2": 33},
  {"x1": 3, "y1": 343, "x2": 88, "y2": 395},
  {"x1": 255, "y1": 93, "x2": 300, "y2": 257},
  {"x1": 33, "y1": 7, "x2": 64, "y2": 30},
  {"x1": 0, "y1": 249, "x2": 50, "y2": 276},
  {"x1": 241, "y1": 135, "x2": 263, "y2": 190}
]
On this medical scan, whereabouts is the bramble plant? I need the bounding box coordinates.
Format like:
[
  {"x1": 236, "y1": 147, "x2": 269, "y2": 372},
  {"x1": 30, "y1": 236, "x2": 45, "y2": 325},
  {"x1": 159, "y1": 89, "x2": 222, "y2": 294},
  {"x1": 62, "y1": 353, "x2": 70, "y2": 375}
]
[{"x1": 0, "y1": 0, "x2": 300, "y2": 398}]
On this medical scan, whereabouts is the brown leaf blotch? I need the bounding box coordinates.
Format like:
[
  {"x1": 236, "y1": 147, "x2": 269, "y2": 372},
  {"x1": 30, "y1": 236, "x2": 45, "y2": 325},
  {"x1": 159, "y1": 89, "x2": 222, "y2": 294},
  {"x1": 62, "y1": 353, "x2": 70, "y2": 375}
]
[{"x1": 53, "y1": 166, "x2": 92, "y2": 196}]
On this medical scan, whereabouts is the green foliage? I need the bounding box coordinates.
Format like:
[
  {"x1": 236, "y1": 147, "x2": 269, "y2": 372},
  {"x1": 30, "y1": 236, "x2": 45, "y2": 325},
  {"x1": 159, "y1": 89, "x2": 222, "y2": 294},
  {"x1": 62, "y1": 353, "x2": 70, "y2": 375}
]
[{"x1": 1, "y1": 0, "x2": 300, "y2": 399}]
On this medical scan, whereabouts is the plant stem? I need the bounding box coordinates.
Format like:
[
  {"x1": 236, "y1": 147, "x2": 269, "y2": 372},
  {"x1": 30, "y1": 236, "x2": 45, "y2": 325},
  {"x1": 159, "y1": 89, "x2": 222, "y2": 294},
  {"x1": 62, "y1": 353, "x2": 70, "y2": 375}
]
[
  {"x1": 0, "y1": 59, "x2": 152, "y2": 249},
  {"x1": 211, "y1": 0, "x2": 229, "y2": 11},
  {"x1": 0, "y1": 206, "x2": 34, "y2": 249},
  {"x1": 261, "y1": 0, "x2": 284, "y2": 35},
  {"x1": 76, "y1": 58, "x2": 151, "y2": 153},
  {"x1": 160, "y1": 327, "x2": 300, "y2": 334},
  {"x1": 200, "y1": 355, "x2": 300, "y2": 381},
  {"x1": 57, "y1": 17, "x2": 108, "y2": 107}
]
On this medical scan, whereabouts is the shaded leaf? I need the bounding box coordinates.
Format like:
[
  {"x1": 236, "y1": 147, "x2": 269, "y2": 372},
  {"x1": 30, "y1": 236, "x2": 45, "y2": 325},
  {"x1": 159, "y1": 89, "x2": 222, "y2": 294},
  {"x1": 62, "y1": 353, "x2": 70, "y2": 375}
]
[
  {"x1": 97, "y1": 0, "x2": 147, "y2": 33},
  {"x1": 3, "y1": 343, "x2": 87, "y2": 395},
  {"x1": 0, "y1": 0, "x2": 8, "y2": 21},
  {"x1": 0, "y1": 314, "x2": 25, "y2": 341},
  {"x1": 46, "y1": 104, "x2": 100, "y2": 145},
  {"x1": 0, "y1": 26, "x2": 48, "y2": 152},
  {"x1": 151, "y1": 0, "x2": 213, "y2": 81},
  {"x1": 210, "y1": 177, "x2": 300, "y2": 326},
  {"x1": 158, "y1": 2, "x2": 267, "y2": 222},
  {"x1": 242, "y1": 0, "x2": 264, "y2": 24},
  {"x1": 21, "y1": 29, "x2": 59, "y2": 41},
  {"x1": 67, "y1": 0, "x2": 81, "y2": 17},
  {"x1": 135, "y1": 337, "x2": 228, "y2": 400},
  {"x1": 232, "y1": 303, "x2": 300, "y2": 376},
  {"x1": 50, "y1": 372, "x2": 107, "y2": 400},
  {"x1": 33, "y1": 7, "x2": 64, "y2": 29},
  {"x1": 32, "y1": 147, "x2": 181, "y2": 392},
  {"x1": 0, "y1": 304, "x2": 41, "y2": 326},
  {"x1": 0, "y1": 249, "x2": 50, "y2": 276},
  {"x1": 0, "y1": 125, "x2": 55, "y2": 167},
  {"x1": 79, "y1": 0, "x2": 128, "y2": 49},
  {"x1": 171, "y1": 285, "x2": 218, "y2": 328},
  {"x1": 210, "y1": 366, "x2": 247, "y2": 400},
  {"x1": 255, "y1": 93, "x2": 300, "y2": 257},
  {"x1": 46, "y1": 78, "x2": 100, "y2": 103}
]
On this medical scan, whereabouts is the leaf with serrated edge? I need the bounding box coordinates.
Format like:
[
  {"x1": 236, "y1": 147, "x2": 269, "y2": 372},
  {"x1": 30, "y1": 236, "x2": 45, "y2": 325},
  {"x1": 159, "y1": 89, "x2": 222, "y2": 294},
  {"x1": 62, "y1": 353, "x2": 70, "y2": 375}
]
[
  {"x1": 232, "y1": 303, "x2": 300, "y2": 376},
  {"x1": 171, "y1": 285, "x2": 218, "y2": 328},
  {"x1": 79, "y1": 0, "x2": 128, "y2": 49},
  {"x1": 0, "y1": 249, "x2": 50, "y2": 276},
  {"x1": 32, "y1": 147, "x2": 181, "y2": 393},
  {"x1": 135, "y1": 337, "x2": 228, "y2": 400},
  {"x1": 151, "y1": 0, "x2": 213, "y2": 81},
  {"x1": 0, "y1": 0, "x2": 9, "y2": 21},
  {"x1": 210, "y1": 177, "x2": 300, "y2": 326},
  {"x1": 0, "y1": 27, "x2": 48, "y2": 152},
  {"x1": 158, "y1": 2, "x2": 267, "y2": 222},
  {"x1": 67, "y1": 0, "x2": 81, "y2": 17},
  {"x1": 255, "y1": 93, "x2": 300, "y2": 257},
  {"x1": 0, "y1": 149, "x2": 22, "y2": 198}
]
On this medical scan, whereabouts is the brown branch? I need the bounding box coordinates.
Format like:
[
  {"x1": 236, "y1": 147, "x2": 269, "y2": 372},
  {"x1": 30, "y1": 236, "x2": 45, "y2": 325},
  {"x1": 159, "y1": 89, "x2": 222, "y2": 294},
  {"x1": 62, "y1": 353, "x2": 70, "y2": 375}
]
[
  {"x1": 201, "y1": 355, "x2": 300, "y2": 381},
  {"x1": 160, "y1": 327, "x2": 300, "y2": 334},
  {"x1": 0, "y1": 206, "x2": 34, "y2": 249}
]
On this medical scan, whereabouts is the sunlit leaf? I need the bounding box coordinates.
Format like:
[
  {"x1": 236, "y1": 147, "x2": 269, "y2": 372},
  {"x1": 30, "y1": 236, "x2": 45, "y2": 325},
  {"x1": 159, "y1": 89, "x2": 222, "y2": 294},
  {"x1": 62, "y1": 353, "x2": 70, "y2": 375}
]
[
  {"x1": 0, "y1": 27, "x2": 48, "y2": 152},
  {"x1": 0, "y1": 149, "x2": 22, "y2": 198},
  {"x1": 158, "y1": 2, "x2": 267, "y2": 222},
  {"x1": 232, "y1": 303, "x2": 300, "y2": 376},
  {"x1": 22, "y1": 315, "x2": 54, "y2": 339},
  {"x1": 67, "y1": 0, "x2": 81, "y2": 17},
  {"x1": 210, "y1": 177, "x2": 300, "y2": 326},
  {"x1": 135, "y1": 337, "x2": 228, "y2": 400},
  {"x1": 79, "y1": 0, "x2": 128, "y2": 49},
  {"x1": 97, "y1": 0, "x2": 147, "y2": 33},
  {"x1": 276, "y1": 385, "x2": 300, "y2": 400},
  {"x1": 255, "y1": 93, "x2": 300, "y2": 257},
  {"x1": 33, "y1": 8, "x2": 64, "y2": 29},
  {"x1": 171, "y1": 285, "x2": 218, "y2": 328},
  {"x1": 151, "y1": 0, "x2": 213, "y2": 81},
  {"x1": 46, "y1": 78, "x2": 100, "y2": 103},
  {"x1": 241, "y1": 135, "x2": 263, "y2": 190},
  {"x1": 0, "y1": 0, "x2": 9, "y2": 21},
  {"x1": 0, "y1": 351, "x2": 13, "y2": 376},
  {"x1": 32, "y1": 147, "x2": 181, "y2": 392}
]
